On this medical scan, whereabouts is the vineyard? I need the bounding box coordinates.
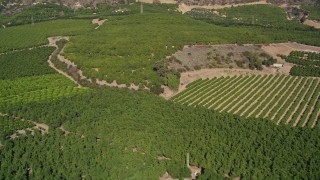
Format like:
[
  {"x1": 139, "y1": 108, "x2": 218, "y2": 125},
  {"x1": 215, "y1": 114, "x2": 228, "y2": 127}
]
[
  {"x1": 0, "y1": 74, "x2": 90, "y2": 110},
  {"x1": 173, "y1": 75, "x2": 320, "y2": 128}
]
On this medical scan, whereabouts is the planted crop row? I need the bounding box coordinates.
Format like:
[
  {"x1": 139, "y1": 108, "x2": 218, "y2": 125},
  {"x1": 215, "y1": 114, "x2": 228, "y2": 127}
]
[
  {"x1": 172, "y1": 78, "x2": 211, "y2": 102},
  {"x1": 181, "y1": 77, "x2": 234, "y2": 106},
  {"x1": 308, "y1": 97, "x2": 320, "y2": 128},
  {"x1": 215, "y1": 76, "x2": 255, "y2": 111},
  {"x1": 195, "y1": 76, "x2": 244, "y2": 108},
  {"x1": 289, "y1": 79, "x2": 318, "y2": 127},
  {"x1": 232, "y1": 75, "x2": 271, "y2": 115},
  {"x1": 200, "y1": 76, "x2": 245, "y2": 108},
  {"x1": 218, "y1": 75, "x2": 259, "y2": 112},
  {"x1": 172, "y1": 78, "x2": 209, "y2": 101},
  {"x1": 266, "y1": 77, "x2": 302, "y2": 120},
  {"x1": 0, "y1": 87, "x2": 89, "y2": 108},
  {"x1": 173, "y1": 75, "x2": 320, "y2": 128},
  {"x1": 194, "y1": 76, "x2": 239, "y2": 106},
  {"x1": 0, "y1": 74, "x2": 76, "y2": 97},
  {"x1": 281, "y1": 79, "x2": 313, "y2": 125},
  {"x1": 225, "y1": 75, "x2": 264, "y2": 113},
  {"x1": 242, "y1": 75, "x2": 277, "y2": 117},
  {"x1": 0, "y1": 47, "x2": 56, "y2": 80},
  {"x1": 300, "y1": 83, "x2": 320, "y2": 127},
  {"x1": 286, "y1": 51, "x2": 320, "y2": 61},
  {"x1": 179, "y1": 76, "x2": 227, "y2": 105},
  {"x1": 206, "y1": 76, "x2": 252, "y2": 109},
  {"x1": 272, "y1": 78, "x2": 307, "y2": 124},
  {"x1": 259, "y1": 76, "x2": 292, "y2": 118},
  {"x1": 249, "y1": 75, "x2": 285, "y2": 117}
]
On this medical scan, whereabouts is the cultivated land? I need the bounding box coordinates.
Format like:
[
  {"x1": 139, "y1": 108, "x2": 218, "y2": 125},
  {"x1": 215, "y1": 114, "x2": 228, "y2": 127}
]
[
  {"x1": 0, "y1": 2, "x2": 320, "y2": 180},
  {"x1": 172, "y1": 75, "x2": 320, "y2": 128}
]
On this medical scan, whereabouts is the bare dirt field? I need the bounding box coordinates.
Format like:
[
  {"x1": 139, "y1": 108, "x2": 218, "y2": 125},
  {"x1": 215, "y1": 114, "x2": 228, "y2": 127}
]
[
  {"x1": 161, "y1": 42, "x2": 320, "y2": 99},
  {"x1": 304, "y1": 19, "x2": 320, "y2": 29},
  {"x1": 92, "y1": 19, "x2": 107, "y2": 29},
  {"x1": 170, "y1": 44, "x2": 274, "y2": 71},
  {"x1": 178, "y1": 0, "x2": 269, "y2": 14},
  {"x1": 140, "y1": 0, "x2": 177, "y2": 4}
]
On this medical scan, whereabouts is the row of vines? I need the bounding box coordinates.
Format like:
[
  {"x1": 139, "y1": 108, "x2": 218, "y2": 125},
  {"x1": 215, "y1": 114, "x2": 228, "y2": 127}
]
[{"x1": 173, "y1": 75, "x2": 320, "y2": 128}]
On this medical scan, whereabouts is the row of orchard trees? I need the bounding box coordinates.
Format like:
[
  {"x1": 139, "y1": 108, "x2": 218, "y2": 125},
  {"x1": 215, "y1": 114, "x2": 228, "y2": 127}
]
[
  {"x1": 1, "y1": 89, "x2": 320, "y2": 179},
  {"x1": 281, "y1": 51, "x2": 320, "y2": 77}
]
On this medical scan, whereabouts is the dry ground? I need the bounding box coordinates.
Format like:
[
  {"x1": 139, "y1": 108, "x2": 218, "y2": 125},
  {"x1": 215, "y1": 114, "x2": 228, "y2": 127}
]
[
  {"x1": 92, "y1": 19, "x2": 107, "y2": 29},
  {"x1": 178, "y1": 0, "x2": 269, "y2": 14},
  {"x1": 170, "y1": 44, "x2": 273, "y2": 71},
  {"x1": 303, "y1": 19, "x2": 320, "y2": 29}
]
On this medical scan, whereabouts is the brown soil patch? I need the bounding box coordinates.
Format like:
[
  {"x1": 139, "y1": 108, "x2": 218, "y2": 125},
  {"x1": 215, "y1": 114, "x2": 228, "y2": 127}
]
[
  {"x1": 47, "y1": 36, "x2": 70, "y2": 48},
  {"x1": 59, "y1": 125, "x2": 71, "y2": 136},
  {"x1": 157, "y1": 156, "x2": 171, "y2": 160},
  {"x1": 92, "y1": 19, "x2": 107, "y2": 29},
  {"x1": 132, "y1": 147, "x2": 138, "y2": 152},
  {"x1": 159, "y1": 172, "x2": 178, "y2": 180},
  {"x1": 178, "y1": 0, "x2": 269, "y2": 14},
  {"x1": 304, "y1": 19, "x2": 320, "y2": 29},
  {"x1": 189, "y1": 165, "x2": 201, "y2": 179},
  {"x1": 141, "y1": 0, "x2": 177, "y2": 3},
  {"x1": 170, "y1": 44, "x2": 271, "y2": 71}
]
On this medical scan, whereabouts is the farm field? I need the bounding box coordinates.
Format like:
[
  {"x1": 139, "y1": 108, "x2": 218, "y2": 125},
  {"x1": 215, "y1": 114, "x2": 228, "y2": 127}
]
[
  {"x1": 0, "y1": 74, "x2": 90, "y2": 110},
  {"x1": 64, "y1": 6, "x2": 320, "y2": 90},
  {"x1": 0, "y1": 19, "x2": 94, "y2": 53},
  {"x1": 0, "y1": 2, "x2": 320, "y2": 179},
  {"x1": 173, "y1": 75, "x2": 320, "y2": 128}
]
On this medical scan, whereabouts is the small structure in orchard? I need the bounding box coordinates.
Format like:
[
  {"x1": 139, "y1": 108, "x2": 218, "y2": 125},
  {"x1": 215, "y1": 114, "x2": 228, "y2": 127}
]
[{"x1": 272, "y1": 63, "x2": 284, "y2": 68}]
